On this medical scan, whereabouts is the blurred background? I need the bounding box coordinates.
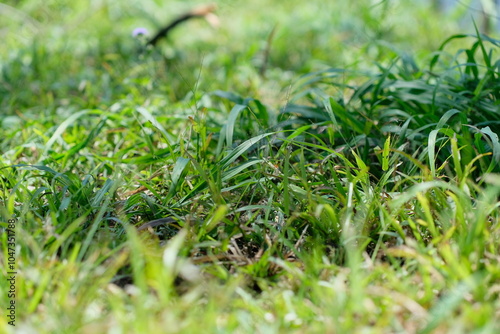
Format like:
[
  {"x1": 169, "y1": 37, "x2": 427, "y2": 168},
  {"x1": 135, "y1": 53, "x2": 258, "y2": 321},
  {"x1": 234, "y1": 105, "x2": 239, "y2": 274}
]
[
  {"x1": 2, "y1": 0, "x2": 499, "y2": 57},
  {"x1": 438, "y1": 0, "x2": 500, "y2": 32},
  {"x1": 1, "y1": 0, "x2": 499, "y2": 114}
]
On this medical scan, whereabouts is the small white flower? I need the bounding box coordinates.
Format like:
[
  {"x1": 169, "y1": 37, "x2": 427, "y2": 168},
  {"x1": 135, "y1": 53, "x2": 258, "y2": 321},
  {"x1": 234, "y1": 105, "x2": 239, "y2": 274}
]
[{"x1": 132, "y1": 27, "x2": 149, "y2": 37}]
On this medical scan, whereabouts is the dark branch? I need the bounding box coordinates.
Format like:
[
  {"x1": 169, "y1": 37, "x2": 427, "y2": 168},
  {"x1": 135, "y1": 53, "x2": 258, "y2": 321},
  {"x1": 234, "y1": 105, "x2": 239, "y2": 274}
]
[{"x1": 146, "y1": 4, "x2": 216, "y2": 47}]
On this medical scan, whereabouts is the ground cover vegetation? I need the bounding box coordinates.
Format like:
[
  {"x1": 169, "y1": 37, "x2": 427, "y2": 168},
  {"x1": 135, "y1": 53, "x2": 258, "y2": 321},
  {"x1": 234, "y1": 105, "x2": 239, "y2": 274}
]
[{"x1": 1, "y1": 0, "x2": 499, "y2": 332}]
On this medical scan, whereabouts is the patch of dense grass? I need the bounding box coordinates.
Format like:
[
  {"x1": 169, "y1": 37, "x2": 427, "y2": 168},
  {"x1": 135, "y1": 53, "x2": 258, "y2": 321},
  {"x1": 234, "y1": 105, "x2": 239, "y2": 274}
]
[{"x1": 1, "y1": 1, "x2": 500, "y2": 333}]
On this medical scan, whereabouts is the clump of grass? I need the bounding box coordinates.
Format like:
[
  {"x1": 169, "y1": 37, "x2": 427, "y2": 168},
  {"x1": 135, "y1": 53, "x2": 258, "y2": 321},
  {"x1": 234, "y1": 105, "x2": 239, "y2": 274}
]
[{"x1": 277, "y1": 31, "x2": 499, "y2": 180}]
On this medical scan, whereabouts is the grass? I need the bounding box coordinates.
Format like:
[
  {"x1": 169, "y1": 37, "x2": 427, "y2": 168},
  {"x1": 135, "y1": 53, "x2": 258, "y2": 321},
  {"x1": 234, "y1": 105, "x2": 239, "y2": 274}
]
[{"x1": 1, "y1": 0, "x2": 500, "y2": 333}]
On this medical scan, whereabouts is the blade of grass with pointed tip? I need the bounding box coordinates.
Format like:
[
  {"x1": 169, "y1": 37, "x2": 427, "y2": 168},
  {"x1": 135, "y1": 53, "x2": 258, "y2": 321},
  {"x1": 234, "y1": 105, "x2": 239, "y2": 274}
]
[
  {"x1": 43, "y1": 109, "x2": 92, "y2": 157},
  {"x1": 136, "y1": 106, "x2": 172, "y2": 146},
  {"x1": 222, "y1": 159, "x2": 263, "y2": 181},
  {"x1": 219, "y1": 132, "x2": 274, "y2": 170},
  {"x1": 479, "y1": 126, "x2": 500, "y2": 162},
  {"x1": 224, "y1": 104, "x2": 247, "y2": 148}
]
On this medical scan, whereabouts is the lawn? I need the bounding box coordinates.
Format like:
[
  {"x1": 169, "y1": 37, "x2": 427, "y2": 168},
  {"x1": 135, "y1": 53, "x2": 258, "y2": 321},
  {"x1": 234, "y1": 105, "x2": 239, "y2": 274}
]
[{"x1": 1, "y1": 0, "x2": 500, "y2": 333}]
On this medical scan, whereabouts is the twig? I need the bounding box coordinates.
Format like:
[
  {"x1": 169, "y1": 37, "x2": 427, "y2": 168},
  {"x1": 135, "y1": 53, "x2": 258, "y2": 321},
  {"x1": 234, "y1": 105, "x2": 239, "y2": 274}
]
[{"x1": 146, "y1": 4, "x2": 217, "y2": 47}]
